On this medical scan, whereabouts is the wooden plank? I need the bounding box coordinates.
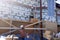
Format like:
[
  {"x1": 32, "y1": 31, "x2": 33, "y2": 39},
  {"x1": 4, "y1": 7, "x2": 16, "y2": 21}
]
[
  {"x1": 0, "y1": 19, "x2": 10, "y2": 34},
  {"x1": 44, "y1": 21, "x2": 57, "y2": 33}
]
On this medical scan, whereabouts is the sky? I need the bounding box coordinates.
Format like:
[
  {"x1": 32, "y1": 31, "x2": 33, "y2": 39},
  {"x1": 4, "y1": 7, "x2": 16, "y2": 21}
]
[{"x1": 56, "y1": 0, "x2": 60, "y2": 4}]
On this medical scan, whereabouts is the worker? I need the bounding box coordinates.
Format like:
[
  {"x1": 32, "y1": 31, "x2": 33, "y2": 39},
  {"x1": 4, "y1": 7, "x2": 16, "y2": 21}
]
[
  {"x1": 30, "y1": 16, "x2": 38, "y2": 23},
  {"x1": 19, "y1": 16, "x2": 38, "y2": 40},
  {"x1": 56, "y1": 32, "x2": 60, "y2": 38},
  {"x1": 19, "y1": 25, "x2": 26, "y2": 40}
]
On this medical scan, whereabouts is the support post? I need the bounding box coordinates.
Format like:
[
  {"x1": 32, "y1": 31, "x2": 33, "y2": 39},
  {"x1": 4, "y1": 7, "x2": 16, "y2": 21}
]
[{"x1": 40, "y1": 0, "x2": 43, "y2": 40}]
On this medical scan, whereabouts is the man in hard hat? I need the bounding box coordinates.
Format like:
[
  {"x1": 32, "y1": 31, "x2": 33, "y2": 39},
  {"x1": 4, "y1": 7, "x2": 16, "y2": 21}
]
[{"x1": 19, "y1": 25, "x2": 26, "y2": 40}]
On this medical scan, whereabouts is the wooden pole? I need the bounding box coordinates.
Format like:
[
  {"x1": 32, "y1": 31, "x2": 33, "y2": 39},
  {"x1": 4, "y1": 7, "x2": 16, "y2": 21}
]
[{"x1": 40, "y1": 0, "x2": 43, "y2": 40}]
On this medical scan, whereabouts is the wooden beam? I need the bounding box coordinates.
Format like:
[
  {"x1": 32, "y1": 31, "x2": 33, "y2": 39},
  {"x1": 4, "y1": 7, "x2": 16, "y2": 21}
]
[{"x1": 40, "y1": 0, "x2": 43, "y2": 40}]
